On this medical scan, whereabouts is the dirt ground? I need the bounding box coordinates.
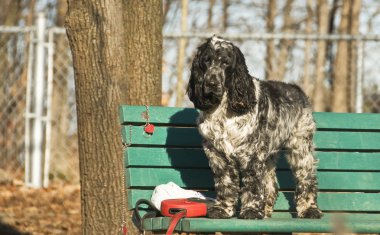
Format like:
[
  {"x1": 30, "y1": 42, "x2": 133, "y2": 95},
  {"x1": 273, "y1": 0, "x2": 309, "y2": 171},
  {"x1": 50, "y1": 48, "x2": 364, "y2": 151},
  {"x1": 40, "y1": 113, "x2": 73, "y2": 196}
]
[
  {"x1": 0, "y1": 181, "x2": 81, "y2": 235},
  {"x1": 0, "y1": 180, "x2": 376, "y2": 235}
]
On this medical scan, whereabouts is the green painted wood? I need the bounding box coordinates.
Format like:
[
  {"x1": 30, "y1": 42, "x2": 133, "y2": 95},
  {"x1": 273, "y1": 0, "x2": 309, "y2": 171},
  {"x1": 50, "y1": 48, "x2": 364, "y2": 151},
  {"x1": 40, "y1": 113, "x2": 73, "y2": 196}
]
[
  {"x1": 142, "y1": 217, "x2": 182, "y2": 232},
  {"x1": 122, "y1": 126, "x2": 380, "y2": 150},
  {"x1": 180, "y1": 217, "x2": 380, "y2": 233},
  {"x1": 142, "y1": 211, "x2": 380, "y2": 221},
  {"x1": 268, "y1": 212, "x2": 380, "y2": 220},
  {"x1": 141, "y1": 213, "x2": 380, "y2": 233},
  {"x1": 120, "y1": 106, "x2": 380, "y2": 234},
  {"x1": 315, "y1": 130, "x2": 380, "y2": 150},
  {"x1": 119, "y1": 105, "x2": 380, "y2": 130},
  {"x1": 125, "y1": 147, "x2": 208, "y2": 168},
  {"x1": 313, "y1": 112, "x2": 380, "y2": 130},
  {"x1": 125, "y1": 147, "x2": 380, "y2": 171},
  {"x1": 126, "y1": 168, "x2": 380, "y2": 190},
  {"x1": 126, "y1": 168, "x2": 212, "y2": 189},
  {"x1": 127, "y1": 189, "x2": 380, "y2": 212},
  {"x1": 121, "y1": 126, "x2": 202, "y2": 147},
  {"x1": 312, "y1": 152, "x2": 380, "y2": 170}
]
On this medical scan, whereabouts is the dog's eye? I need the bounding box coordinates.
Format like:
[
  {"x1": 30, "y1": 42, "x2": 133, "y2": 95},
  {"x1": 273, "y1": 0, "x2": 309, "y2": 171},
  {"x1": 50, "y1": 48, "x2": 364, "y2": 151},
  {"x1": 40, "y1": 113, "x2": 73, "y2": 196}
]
[
  {"x1": 204, "y1": 57, "x2": 211, "y2": 63},
  {"x1": 202, "y1": 56, "x2": 212, "y2": 67}
]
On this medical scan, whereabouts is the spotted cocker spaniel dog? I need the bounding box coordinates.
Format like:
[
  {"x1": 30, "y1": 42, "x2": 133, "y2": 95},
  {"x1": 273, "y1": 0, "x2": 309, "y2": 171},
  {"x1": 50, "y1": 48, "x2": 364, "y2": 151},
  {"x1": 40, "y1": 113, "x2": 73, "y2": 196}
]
[{"x1": 186, "y1": 35, "x2": 323, "y2": 220}]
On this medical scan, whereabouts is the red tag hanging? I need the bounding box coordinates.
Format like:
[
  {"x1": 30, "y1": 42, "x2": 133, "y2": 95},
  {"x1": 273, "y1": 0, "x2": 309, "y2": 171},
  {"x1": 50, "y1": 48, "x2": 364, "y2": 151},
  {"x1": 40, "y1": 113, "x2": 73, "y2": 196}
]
[
  {"x1": 144, "y1": 123, "x2": 155, "y2": 134},
  {"x1": 143, "y1": 105, "x2": 155, "y2": 135},
  {"x1": 122, "y1": 225, "x2": 127, "y2": 235}
]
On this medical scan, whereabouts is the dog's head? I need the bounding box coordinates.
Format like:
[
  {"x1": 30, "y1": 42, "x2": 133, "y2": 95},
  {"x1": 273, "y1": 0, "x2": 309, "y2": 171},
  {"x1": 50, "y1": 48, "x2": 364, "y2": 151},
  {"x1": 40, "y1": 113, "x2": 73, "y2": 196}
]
[{"x1": 187, "y1": 35, "x2": 255, "y2": 114}]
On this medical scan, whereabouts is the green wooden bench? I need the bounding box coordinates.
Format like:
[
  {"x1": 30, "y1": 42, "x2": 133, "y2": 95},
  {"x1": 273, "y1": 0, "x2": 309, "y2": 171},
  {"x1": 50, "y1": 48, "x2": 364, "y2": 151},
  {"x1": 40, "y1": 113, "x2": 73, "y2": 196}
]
[{"x1": 119, "y1": 105, "x2": 380, "y2": 234}]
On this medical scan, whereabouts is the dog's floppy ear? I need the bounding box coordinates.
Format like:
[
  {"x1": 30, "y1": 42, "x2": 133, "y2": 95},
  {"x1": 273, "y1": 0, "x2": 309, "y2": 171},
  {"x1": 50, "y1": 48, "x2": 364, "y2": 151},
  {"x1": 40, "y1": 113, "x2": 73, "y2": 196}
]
[
  {"x1": 187, "y1": 42, "x2": 208, "y2": 109},
  {"x1": 226, "y1": 45, "x2": 256, "y2": 114}
]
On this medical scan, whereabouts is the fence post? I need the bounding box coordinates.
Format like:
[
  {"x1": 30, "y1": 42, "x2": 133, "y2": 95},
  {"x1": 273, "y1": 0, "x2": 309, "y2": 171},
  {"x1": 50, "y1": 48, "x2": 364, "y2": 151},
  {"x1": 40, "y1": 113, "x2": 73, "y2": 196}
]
[
  {"x1": 29, "y1": 13, "x2": 47, "y2": 188},
  {"x1": 43, "y1": 29, "x2": 55, "y2": 188},
  {"x1": 356, "y1": 39, "x2": 364, "y2": 113}
]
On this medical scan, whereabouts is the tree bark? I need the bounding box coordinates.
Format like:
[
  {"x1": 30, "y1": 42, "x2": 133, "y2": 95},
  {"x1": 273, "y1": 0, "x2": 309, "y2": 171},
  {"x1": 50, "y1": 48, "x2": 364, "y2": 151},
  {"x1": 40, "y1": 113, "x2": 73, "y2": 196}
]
[
  {"x1": 207, "y1": 0, "x2": 216, "y2": 30},
  {"x1": 265, "y1": 0, "x2": 276, "y2": 80},
  {"x1": 123, "y1": 1, "x2": 163, "y2": 106},
  {"x1": 348, "y1": 0, "x2": 361, "y2": 112},
  {"x1": 65, "y1": 0, "x2": 136, "y2": 234},
  {"x1": 302, "y1": 0, "x2": 314, "y2": 98},
  {"x1": 176, "y1": 0, "x2": 189, "y2": 107},
  {"x1": 275, "y1": 0, "x2": 294, "y2": 81},
  {"x1": 331, "y1": 0, "x2": 350, "y2": 112},
  {"x1": 222, "y1": 0, "x2": 229, "y2": 32},
  {"x1": 313, "y1": 0, "x2": 329, "y2": 112}
]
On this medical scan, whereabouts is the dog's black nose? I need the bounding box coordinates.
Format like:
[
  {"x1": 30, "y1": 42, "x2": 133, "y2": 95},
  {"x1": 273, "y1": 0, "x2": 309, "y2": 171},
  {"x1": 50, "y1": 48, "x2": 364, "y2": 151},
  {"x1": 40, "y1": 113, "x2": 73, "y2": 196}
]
[{"x1": 206, "y1": 75, "x2": 218, "y2": 87}]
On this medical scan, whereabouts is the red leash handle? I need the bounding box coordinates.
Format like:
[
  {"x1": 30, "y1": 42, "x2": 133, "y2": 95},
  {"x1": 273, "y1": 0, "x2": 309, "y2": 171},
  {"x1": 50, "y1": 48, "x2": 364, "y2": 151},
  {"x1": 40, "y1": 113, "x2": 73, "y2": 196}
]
[{"x1": 165, "y1": 209, "x2": 187, "y2": 235}]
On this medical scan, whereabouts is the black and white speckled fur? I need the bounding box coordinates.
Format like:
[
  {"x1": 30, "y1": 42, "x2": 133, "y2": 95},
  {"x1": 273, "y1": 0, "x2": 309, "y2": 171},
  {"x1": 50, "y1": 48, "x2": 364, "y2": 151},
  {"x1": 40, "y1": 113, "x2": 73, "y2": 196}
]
[{"x1": 187, "y1": 36, "x2": 323, "y2": 219}]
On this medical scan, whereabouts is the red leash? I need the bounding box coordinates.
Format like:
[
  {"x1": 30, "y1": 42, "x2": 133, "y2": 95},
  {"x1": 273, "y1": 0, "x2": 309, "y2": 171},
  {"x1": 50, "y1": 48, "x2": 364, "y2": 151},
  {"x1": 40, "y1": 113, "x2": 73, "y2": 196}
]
[
  {"x1": 161, "y1": 198, "x2": 209, "y2": 235},
  {"x1": 165, "y1": 209, "x2": 187, "y2": 235},
  {"x1": 134, "y1": 198, "x2": 212, "y2": 235}
]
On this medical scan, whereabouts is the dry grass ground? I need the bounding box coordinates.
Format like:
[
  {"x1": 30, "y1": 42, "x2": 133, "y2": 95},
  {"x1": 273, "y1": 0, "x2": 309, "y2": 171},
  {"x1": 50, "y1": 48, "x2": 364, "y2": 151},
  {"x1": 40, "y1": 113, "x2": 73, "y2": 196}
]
[{"x1": 0, "y1": 181, "x2": 81, "y2": 235}]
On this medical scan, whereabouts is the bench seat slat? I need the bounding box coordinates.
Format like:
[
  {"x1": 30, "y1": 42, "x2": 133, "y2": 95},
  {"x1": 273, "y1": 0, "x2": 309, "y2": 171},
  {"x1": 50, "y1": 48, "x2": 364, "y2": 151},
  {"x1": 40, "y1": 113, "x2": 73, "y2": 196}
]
[
  {"x1": 126, "y1": 168, "x2": 380, "y2": 191},
  {"x1": 142, "y1": 214, "x2": 380, "y2": 233},
  {"x1": 119, "y1": 106, "x2": 380, "y2": 130},
  {"x1": 122, "y1": 126, "x2": 380, "y2": 150},
  {"x1": 125, "y1": 147, "x2": 380, "y2": 170},
  {"x1": 180, "y1": 216, "x2": 380, "y2": 233},
  {"x1": 128, "y1": 189, "x2": 380, "y2": 212}
]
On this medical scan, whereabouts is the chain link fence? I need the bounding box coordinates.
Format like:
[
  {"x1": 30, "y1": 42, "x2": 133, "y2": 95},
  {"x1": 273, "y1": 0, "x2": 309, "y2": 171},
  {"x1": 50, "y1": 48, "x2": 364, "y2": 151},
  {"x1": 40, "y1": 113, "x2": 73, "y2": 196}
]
[
  {"x1": 0, "y1": 27, "x2": 32, "y2": 183},
  {"x1": 1, "y1": 22, "x2": 380, "y2": 186}
]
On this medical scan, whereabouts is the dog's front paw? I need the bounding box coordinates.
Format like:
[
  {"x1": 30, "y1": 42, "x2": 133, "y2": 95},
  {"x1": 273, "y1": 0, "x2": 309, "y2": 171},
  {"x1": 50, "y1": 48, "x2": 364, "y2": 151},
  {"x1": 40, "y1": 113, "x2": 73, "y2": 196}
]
[
  {"x1": 299, "y1": 207, "x2": 323, "y2": 219},
  {"x1": 238, "y1": 208, "x2": 265, "y2": 220},
  {"x1": 207, "y1": 206, "x2": 233, "y2": 219}
]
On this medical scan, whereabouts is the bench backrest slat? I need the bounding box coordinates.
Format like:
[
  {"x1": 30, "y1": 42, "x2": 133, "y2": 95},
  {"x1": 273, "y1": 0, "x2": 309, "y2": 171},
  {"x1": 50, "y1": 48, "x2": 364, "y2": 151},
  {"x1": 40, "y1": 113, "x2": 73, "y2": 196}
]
[
  {"x1": 126, "y1": 168, "x2": 380, "y2": 191},
  {"x1": 119, "y1": 106, "x2": 380, "y2": 130},
  {"x1": 122, "y1": 126, "x2": 380, "y2": 150},
  {"x1": 125, "y1": 147, "x2": 380, "y2": 171}
]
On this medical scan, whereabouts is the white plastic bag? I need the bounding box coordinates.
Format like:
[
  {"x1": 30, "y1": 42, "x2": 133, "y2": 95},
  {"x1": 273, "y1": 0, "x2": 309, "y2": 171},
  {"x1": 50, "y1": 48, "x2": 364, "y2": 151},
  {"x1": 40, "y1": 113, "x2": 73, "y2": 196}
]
[{"x1": 150, "y1": 182, "x2": 206, "y2": 210}]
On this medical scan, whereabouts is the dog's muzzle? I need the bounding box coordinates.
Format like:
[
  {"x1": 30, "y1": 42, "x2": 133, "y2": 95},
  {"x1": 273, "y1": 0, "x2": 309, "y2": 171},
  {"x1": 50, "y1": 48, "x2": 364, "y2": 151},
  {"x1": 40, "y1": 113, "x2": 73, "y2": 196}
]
[{"x1": 203, "y1": 68, "x2": 224, "y2": 97}]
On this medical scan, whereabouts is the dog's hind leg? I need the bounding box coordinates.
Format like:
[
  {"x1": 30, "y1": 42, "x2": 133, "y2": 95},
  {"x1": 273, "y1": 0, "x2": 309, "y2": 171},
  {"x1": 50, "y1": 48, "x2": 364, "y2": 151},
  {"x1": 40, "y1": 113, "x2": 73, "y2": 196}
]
[
  {"x1": 286, "y1": 111, "x2": 323, "y2": 219},
  {"x1": 204, "y1": 144, "x2": 240, "y2": 218}
]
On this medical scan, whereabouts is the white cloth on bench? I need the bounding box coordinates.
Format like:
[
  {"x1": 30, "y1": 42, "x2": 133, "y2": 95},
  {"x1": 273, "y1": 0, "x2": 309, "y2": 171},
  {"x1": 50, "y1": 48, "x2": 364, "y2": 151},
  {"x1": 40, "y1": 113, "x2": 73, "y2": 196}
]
[{"x1": 151, "y1": 182, "x2": 206, "y2": 210}]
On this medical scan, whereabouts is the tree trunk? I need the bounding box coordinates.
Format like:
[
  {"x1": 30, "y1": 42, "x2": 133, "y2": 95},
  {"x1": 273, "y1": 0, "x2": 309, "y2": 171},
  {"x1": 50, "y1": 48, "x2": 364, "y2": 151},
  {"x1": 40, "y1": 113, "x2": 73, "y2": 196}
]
[
  {"x1": 222, "y1": 0, "x2": 229, "y2": 32},
  {"x1": 66, "y1": 0, "x2": 162, "y2": 233},
  {"x1": 207, "y1": 0, "x2": 216, "y2": 30},
  {"x1": 331, "y1": 0, "x2": 350, "y2": 112},
  {"x1": 265, "y1": 0, "x2": 276, "y2": 80},
  {"x1": 348, "y1": 0, "x2": 361, "y2": 112},
  {"x1": 123, "y1": 1, "x2": 163, "y2": 106},
  {"x1": 302, "y1": 0, "x2": 314, "y2": 98},
  {"x1": 175, "y1": 0, "x2": 188, "y2": 107},
  {"x1": 65, "y1": 0, "x2": 135, "y2": 234},
  {"x1": 313, "y1": 0, "x2": 329, "y2": 112},
  {"x1": 275, "y1": 0, "x2": 294, "y2": 81}
]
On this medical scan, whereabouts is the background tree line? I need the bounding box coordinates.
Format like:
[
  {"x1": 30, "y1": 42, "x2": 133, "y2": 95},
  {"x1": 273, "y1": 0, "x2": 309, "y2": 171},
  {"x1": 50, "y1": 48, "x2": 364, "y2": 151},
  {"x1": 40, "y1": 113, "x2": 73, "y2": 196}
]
[{"x1": 164, "y1": 0, "x2": 377, "y2": 113}]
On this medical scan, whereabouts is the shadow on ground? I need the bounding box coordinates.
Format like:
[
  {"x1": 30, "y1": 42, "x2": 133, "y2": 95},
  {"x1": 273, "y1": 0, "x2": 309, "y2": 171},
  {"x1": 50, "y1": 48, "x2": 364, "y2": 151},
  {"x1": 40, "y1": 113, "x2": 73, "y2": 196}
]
[{"x1": 0, "y1": 222, "x2": 30, "y2": 235}]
